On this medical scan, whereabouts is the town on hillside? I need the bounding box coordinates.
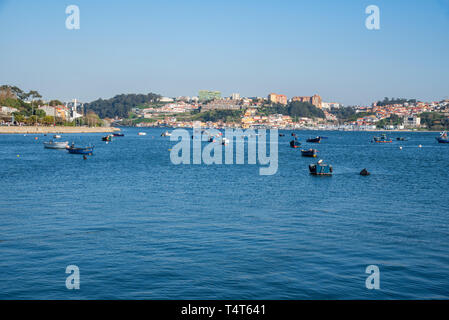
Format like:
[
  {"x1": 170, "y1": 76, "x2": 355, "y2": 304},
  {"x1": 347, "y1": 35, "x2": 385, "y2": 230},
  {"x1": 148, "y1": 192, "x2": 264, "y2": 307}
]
[{"x1": 1, "y1": 85, "x2": 449, "y2": 131}]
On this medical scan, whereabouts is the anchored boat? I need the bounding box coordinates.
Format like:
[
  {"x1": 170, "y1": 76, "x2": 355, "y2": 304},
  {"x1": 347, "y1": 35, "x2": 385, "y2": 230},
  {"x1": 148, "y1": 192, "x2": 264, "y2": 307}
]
[
  {"x1": 43, "y1": 140, "x2": 68, "y2": 149},
  {"x1": 113, "y1": 133, "x2": 124, "y2": 137},
  {"x1": 301, "y1": 149, "x2": 317, "y2": 157},
  {"x1": 67, "y1": 144, "x2": 94, "y2": 155},
  {"x1": 290, "y1": 139, "x2": 301, "y2": 148},
  {"x1": 161, "y1": 131, "x2": 171, "y2": 137},
  {"x1": 373, "y1": 133, "x2": 392, "y2": 143},
  {"x1": 436, "y1": 131, "x2": 449, "y2": 143},
  {"x1": 309, "y1": 159, "x2": 333, "y2": 176},
  {"x1": 102, "y1": 134, "x2": 113, "y2": 141},
  {"x1": 306, "y1": 136, "x2": 321, "y2": 143}
]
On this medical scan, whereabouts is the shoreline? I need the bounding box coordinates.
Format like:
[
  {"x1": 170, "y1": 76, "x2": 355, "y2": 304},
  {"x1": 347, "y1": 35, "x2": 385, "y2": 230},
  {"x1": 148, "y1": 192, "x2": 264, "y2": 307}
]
[
  {"x1": 135, "y1": 125, "x2": 442, "y2": 133},
  {"x1": 0, "y1": 126, "x2": 121, "y2": 134}
]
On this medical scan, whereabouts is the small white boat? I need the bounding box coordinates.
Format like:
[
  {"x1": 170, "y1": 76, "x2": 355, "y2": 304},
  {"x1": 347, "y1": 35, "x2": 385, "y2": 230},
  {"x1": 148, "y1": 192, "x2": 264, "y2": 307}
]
[
  {"x1": 44, "y1": 140, "x2": 69, "y2": 149},
  {"x1": 161, "y1": 131, "x2": 171, "y2": 137},
  {"x1": 222, "y1": 138, "x2": 229, "y2": 145},
  {"x1": 138, "y1": 132, "x2": 147, "y2": 136},
  {"x1": 53, "y1": 135, "x2": 61, "y2": 139}
]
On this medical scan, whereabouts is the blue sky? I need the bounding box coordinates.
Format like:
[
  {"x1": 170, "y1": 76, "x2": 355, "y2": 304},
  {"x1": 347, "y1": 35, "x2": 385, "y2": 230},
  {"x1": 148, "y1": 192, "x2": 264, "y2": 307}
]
[{"x1": 0, "y1": 0, "x2": 448, "y2": 105}]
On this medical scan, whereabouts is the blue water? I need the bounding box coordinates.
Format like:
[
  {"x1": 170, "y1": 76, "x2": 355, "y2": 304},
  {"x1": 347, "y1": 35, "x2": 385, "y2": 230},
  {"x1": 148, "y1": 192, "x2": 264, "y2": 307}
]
[{"x1": 1, "y1": 128, "x2": 448, "y2": 299}]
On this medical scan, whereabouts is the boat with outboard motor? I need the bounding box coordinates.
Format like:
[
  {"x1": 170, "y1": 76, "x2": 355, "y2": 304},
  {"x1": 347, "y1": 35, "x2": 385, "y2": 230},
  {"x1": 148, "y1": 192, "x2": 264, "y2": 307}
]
[
  {"x1": 290, "y1": 139, "x2": 301, "y2": 148},
  {"x1": 301, "y1": 148, "x2": 317, "y2": 157},
  {"x1": 373, "y1": 133, "x2": 392, "y2": 143},
  {"x1": 306, "y1": 136, "x2": 321, "y2": 143},
  {"x1": 67, "y1": 143, "x2": 94, "y2": 155},
  {"x1": 309, "y1": 159, "x2": 332, "y2": 176},
  {"x1": 436, "y1": 131, "x2": 449, "y2": 143},
  {"x1": 43, "y1": 140, "x2": 69, "y2": 149}
]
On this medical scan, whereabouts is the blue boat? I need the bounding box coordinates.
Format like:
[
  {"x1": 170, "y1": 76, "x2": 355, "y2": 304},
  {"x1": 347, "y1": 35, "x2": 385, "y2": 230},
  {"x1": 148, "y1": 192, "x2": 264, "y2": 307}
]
[
  {"x1": 306, "y1": 136, "x2": 321, "y2": 143},
  {"x1": 67, "y1": 144, "x2": 94, "y2": 155},
  {"x1": 309, "y1": 160, "x2": 332, "y2": 176},
  {"x1": 436, "y1": 131, "x2": 449, "y2": 143}
]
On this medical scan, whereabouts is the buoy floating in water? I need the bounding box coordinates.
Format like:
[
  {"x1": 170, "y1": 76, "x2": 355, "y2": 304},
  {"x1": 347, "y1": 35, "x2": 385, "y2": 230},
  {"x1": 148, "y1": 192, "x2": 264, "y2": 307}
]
[
  {"x1": 399, "y1": 146, "x2": 403, "y2": 150},
  {"x1": 418, "y1": 145, "x2": 422, "y2": 148}
]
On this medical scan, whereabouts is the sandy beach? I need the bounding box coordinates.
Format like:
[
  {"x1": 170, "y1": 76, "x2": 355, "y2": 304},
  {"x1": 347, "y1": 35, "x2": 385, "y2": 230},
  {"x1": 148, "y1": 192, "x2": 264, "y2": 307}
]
[{"x1": 0, "y1": 126, "x2": 120, "y2": 134}]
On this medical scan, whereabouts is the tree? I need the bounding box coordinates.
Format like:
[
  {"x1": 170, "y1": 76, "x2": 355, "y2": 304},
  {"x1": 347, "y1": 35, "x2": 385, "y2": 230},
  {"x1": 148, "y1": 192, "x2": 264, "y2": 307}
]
[{"x1": 49, "y1": 100, "x2": 63, "y2": 106}]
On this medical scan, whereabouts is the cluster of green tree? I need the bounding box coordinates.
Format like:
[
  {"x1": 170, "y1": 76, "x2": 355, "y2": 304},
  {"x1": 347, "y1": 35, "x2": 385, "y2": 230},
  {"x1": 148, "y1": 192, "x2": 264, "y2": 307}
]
[
  {"x1": 86, "y1": 93, "x2": 161, "y2": 118},
  {"x1": 192, "y1": 110, "x2": 243, "y2": 123},
  {"x1": 376, "y1": 97, "x2": 417, "y2": 106},
  {"x1": 328, "y1": 107, "x2": 356, "y2": 121},
  {"x1": 0, "y1": 85, "x2": 44, "y2": 111},
  {"x1": 376, "y1": 114, "x2": 403, "y2": 128},
  {"x1": 419, "y1": 112, "x2": 449, "y2": 130},
  {"x1": 258, "y1": 101, "x2": 325, "y2": 119}
]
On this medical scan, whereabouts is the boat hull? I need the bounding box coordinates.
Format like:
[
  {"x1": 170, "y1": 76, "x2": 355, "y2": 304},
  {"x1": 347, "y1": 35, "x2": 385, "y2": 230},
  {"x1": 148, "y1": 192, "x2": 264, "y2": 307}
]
[
  {"x1": 44, "y1": 141, "x2": 68, "y2": 149},
  {"x1": 309, "y1": 163, "x2": 332, "y2": 175},
  {"x1": 436, "y1": 137, "x2": 449, "y2": 143},
  {"x1": 67, "y1": 147, "x2": 94, "y2": 154},
  {"x1": 301, "y1": 149, "x2": 317, "y2": 157},
  {"x1": 306, "y1": 137, "x2": 321, "y2": 143}
]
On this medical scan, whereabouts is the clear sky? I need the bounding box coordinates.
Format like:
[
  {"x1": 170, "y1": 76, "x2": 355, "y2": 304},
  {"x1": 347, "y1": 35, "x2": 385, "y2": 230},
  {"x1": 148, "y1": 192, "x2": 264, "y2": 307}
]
[{"x1": 0, "y1": 0, "x2": 448, "y2": 105}]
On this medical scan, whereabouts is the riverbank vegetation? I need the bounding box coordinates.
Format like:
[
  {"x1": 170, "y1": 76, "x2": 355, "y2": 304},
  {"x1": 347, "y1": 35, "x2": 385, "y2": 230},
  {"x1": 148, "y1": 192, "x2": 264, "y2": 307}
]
[{"x1": 86, "y1": 93, "x2": 161, "y2": 118}]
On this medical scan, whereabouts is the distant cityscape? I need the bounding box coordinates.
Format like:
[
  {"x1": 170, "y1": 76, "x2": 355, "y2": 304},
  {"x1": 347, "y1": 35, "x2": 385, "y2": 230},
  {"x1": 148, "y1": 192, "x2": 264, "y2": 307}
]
[{"x1": 1, "y1": 85, "x2": 449, "y2": 131}]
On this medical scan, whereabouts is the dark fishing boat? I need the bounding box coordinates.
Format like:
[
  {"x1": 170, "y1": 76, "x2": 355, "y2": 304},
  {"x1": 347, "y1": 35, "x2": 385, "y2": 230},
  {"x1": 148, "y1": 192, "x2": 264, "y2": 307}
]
[
  {"x1": 309, "y1": 160, "x2": 332, "y2": 176},
  {"x1": 102, "y1": 134, "x2": 113, "y2": 141},
  {"x1": 301, "y1": 148, "x2": 317, "y2": 157},
  {"x1": 279, "y1": 133, "x2": 285, "y2": 137},
  {"x1": 436, "y1": 131, "x2": 449, "y2": 143},
  {"x1": 373, "y1": 133, "x2": 392, "y2": 143},
  {"x1": 396, "y1": 137, "x2": 408, "y2": 141},
  {"x1": 67, "y1": 144, "x2": 94, "y2": 155},
  {"x1": 113, "y1": 133, "x2": 124, "y2": 137},
  {"x1": 306, "y1": 136, "x2": 321, "y2": 143},
  {"x1": 290, "y1": 139, "x2": 301, "y2": 148}
]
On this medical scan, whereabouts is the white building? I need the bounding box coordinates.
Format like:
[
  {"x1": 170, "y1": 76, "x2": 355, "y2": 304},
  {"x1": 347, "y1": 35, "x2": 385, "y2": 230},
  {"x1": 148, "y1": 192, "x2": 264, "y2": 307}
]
[
  {"x1": 38, "y1": 105, "x2": 57, "y2": 116},
  {"x1": 0, "y1": 106, "x2": 18, "y2": 114},
  {"x1": 159, "y1": 97, "x2": 174, "y2": 103},
  {"x1": 403, "y1": 116, "x2": 421, "y2": 128},
  {"x1": 231, "y1": 93, "x2": 240, "y2": 100}
]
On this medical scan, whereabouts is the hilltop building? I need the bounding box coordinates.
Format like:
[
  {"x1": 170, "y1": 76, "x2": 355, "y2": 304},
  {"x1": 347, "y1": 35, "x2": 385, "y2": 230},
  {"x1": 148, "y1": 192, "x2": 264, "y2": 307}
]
[
  {"x1": 199, "y1": 90, "x2": 221, "y2": 102},
  {"x1": 268, "y1": 93, "x2": 287, "y2": 105},
  {"x1": 292, "y1": 94, "x2": 322, "y2": 108},
  {"x1": 231, "y1": 93, "x2": 240, "y2": 100}
]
